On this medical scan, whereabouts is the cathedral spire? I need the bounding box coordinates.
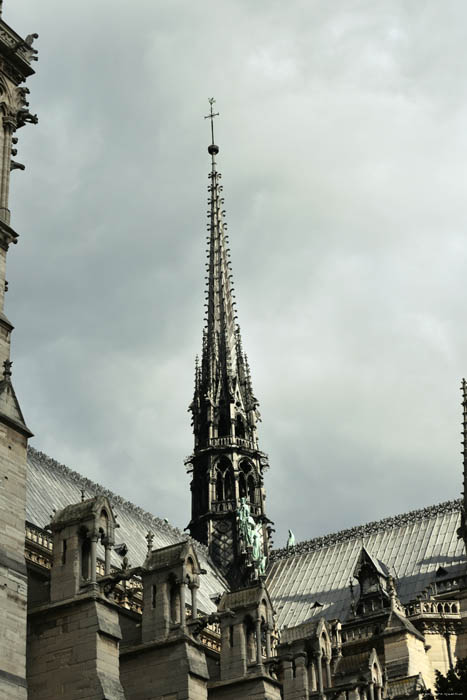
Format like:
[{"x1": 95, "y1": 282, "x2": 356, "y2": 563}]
[
  {"x1": 187, "y1": 101, "x2": 270, "y2": 585},
  {"x1": 201, "y1": 98, "x2": 239, "y2": 413}
]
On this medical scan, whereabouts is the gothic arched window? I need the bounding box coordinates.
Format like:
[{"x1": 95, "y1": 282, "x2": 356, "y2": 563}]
[
  {"x1": 239, "y1": 471, "x2": 247, "y2": 498},
  {"x1": 247, "y1": 474, "x2": 256, "y2": 504},
  {"x1": 235, "y1": 414, "x2": 245, "y2": 439},
  {"x1": 218, "y1": 411, "x2": 230, "y2": 437},
  {"x1": 214, "y1": 457, "x2": 234, "y2": 503}
]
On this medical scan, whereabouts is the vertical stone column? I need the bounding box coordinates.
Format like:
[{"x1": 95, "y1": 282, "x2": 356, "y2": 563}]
[
  {"x1": 255, "y1": 617, "x2": 262, "y2": 666},
  {"x1": 295, "y1": 653, "x2": 309, "y2": 695},
  {"x1": 0, "y1": 115, "x2": 13, "y2": 224},
  {"x1": 265, "y1": 623, "x2": 272, "y2": 658},
  {"x1": 104, "y1": 542, "x2": 111, "y2": 575},
  {"x1": 316, "y1": 651, "x2": 323, "y2": 694},
  {"x1": 308, "y1": 660, "x2": 317, "y2": 691},
  {"x1": 179, "y1": 580, "x2": 187, "y2": 631},
  {"x1": 90, "y1": 533, "x2": 98, "y2": 584},
  {"x1": 282, "y1": 656, "x2": 293, "y2": 683},
  {"x1": 190, "y1": 581, "x2": 199, "y2": 618},
  {"x1": 209, "y1": 477, "x2": 216, "y2": 509},
  {"x1": 325, "y1": 655, "x2": 332, "y2": 688},
  {"x1": 368, "y1": 681, "x2": 375, "y2": 700}
]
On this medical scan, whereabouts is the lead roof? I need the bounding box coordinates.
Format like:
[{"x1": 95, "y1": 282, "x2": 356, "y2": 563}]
[
  {"x1": 267, "y1": 500, "x2": 465, "y2": 629},
  {"x1": 26, "y1": 447, "x2": 228, "y2": 614},
  {"x1": 26, "y1": 447, "x2": 466, "y2": 629}
]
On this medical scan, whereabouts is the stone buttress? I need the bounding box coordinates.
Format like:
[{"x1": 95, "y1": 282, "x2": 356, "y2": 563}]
[{"x1": 0, "y1": 8, "x2": 36, "y2": 700}]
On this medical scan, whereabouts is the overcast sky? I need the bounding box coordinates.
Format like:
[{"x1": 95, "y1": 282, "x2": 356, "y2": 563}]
[{"x1": 5, "y1": 0, "x2": 467, "y2": 548}]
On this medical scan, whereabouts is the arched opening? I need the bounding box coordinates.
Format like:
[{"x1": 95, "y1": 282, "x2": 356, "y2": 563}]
[
  {"x1": 214, "y1": 457, "x2": 234, "y2": 504},
  {"x1": 218, "y1": 411, "x2": 230, "y2": 437},
  {"x1": 244, "y1": 615, "x2": 256, "y2": 663},
  {"x1": 235, "y1": 414, "x2": 245, "y2": 439},
  {"x1": 247, "y1": 475, "x2": 256, "y2": 504},
  {"x1": 169, "y1": 576, "x2": 180, "y2": 624},
  {"x1": 81, "y1": 538, "x2": 91, "y2": 580},
  {"x1": 239, "y1": 471, "x2": 247, "y2": 498},
  {"x1": 225, "y1": 470, "x2": 234, "y2": 500},
  {"x1": 99, "y1": 509, "x2": 109, "y2": 538},
  {"x1": 216, "y1": 471, "x2": 224, "y2": 501}
]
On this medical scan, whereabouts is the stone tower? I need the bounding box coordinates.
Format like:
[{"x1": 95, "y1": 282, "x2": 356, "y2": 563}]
[
  {"x1": 0, "y1": 7, "x2": 36, "y2": 699},
  {"x1": 187, "y1": 100, "x2": 271, "y2": 586}
]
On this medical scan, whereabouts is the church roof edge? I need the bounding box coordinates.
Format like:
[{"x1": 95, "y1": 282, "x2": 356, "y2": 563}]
[{"x1": 271, "y1": 498, "x2": 462, "y2": 563}]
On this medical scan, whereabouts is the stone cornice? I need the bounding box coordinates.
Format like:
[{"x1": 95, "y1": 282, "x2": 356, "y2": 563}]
[
  {"x1": 0, "y1": 20, "x2": 35, "y2": 83},
  {"x1": 0, "y1": 217, "x2": 18, "y2": 250}
]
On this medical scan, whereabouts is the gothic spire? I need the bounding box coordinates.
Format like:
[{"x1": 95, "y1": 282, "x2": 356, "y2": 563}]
[
  {"x1": 187, "y1": 102, "x2": 270, "y2": 585},
  {"x1": 192, "y1": 99, "x2": 256, "y2": 431}
]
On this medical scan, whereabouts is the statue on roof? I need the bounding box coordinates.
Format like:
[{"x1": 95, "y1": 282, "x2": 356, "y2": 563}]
[{"x1": 287, "y1": 529, "x2": 295, "y2": 549}]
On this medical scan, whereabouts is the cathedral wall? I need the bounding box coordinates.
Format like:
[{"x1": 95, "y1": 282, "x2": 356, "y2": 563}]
[
  {"x1": 424, "y1": 631, "x2": 452, "y2": 682},
  {"x1": 27, "y1": 597, "x2": 125, "y2": 700},
  {"x1": 384, "y1": 632, "x2": 435, "y2": 692},
  {"x1": 0, "y1": 423, "x2": 28, "y2": 699},
  {"x1": 120, "y1": 639, "x2": 209, "y2": 700},
  {"x1": 208, "y1": 675, "x2": 282, "y2": 700}
]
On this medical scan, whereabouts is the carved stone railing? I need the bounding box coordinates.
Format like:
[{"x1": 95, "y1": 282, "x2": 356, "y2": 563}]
[
  {"x1": 25, "y1": 522, "x2": 53, "y2": 569},
  {"x1": 208, "y1": 436, "x2": 256, "y2": 450},
  {"x1": 405, "y1": 599, "x2": 461, "y2": 619},
  {"x1": 211, "y1": 499, "x2": 261, "y2": 516}
]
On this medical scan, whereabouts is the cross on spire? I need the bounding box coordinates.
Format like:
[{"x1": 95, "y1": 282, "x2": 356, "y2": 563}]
[{"x1": 204, "y1": 97, "x2": 219, "y2": 147}]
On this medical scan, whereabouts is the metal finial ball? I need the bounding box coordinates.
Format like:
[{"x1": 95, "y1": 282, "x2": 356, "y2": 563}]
[{"x1": 208, "y1": 144, "x2": 219, "y2": 155}]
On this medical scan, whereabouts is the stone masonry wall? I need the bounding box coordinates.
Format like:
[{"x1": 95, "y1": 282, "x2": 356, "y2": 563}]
[
  {"x1": 27, "y1": 596, "x2": 125, "y2": 700},
  {"x1": 0, "y1": 423, "x2": 28, "y2": 700}
]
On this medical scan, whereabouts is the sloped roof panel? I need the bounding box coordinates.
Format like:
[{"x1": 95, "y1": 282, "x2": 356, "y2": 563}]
[
  {"x1": 26, "y1": 447, "x2": 227, "y2": 614},
  {"x1": 267, "y1": 501, "x2": 465, "y2": 629}
]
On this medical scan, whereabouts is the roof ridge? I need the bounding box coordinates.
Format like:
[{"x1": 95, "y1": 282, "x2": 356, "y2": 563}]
[
  {"x1": 270, "y1": 498, "x2": 462, "y2": 562},
  {"x1": 27, "y1": 445, "x2": 210, "y2": 558}
]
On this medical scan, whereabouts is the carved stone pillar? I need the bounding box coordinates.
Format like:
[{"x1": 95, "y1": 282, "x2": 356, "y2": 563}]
[
  {"x1": 190, "y1": 581, "x2": 199, "y2": 618},
  {"x1": 325, "y1": 655, "x2": 332, "y2": 688},
  {"x1": 265, "y1": 623, "x2": 272, "y2": 658},
  {"x1": 282, "y1": 656, "x2": 293, "y2": 682},
  {"x1": 316, "y1": 651, "x2": 323, "y2": 693},
  {"x1": 104, "y1": 543, "x2": 111, "y2": 575},
  {"x1": 295, "y1": 652, "x2": 309, "y2": 694},
  {"x1": 90, "y1": 533, "x2": 98, "y2": 584},
  {"x1": 179, "y1": 581, "x2": 187, "y2": 630},
  {"x1": 209, "y1": 477, "x2": 216, "y2": 509},
  {"x1": 255, "y1": 617, "x2": 262, "y2": 666},
  {"x1": 0, "y1": 115, "x2": 14, "y2": 224},
  {"x1": 368, "y1": 681, "x2": 375, "y2": 700}
]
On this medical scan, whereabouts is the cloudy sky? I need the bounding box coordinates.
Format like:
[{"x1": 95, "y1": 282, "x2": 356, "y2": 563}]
[{"x1": 5, "y1": 0, "x2": 467, "y2": 548}]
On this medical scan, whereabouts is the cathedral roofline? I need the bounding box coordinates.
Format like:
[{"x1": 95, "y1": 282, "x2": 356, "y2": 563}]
[
  {"x1": 27, "y1": 445, "x2": 209, "y2": 557},
  {"x1": 271, "y1": 498, "x2": 462, "y2": 562}
]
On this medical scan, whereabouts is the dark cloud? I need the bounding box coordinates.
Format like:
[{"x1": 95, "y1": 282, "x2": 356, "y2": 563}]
[{"x1": 5, "y1": 0, "x2": 467, "y2": 548}]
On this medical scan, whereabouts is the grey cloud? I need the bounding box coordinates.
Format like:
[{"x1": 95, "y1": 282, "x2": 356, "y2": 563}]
[{"x1": 5, "y1": 0, "x2": 467, "y2": 547}]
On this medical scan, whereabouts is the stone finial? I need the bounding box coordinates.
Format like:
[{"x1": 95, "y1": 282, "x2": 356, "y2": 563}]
[
  {"x1": 3, "y1": 359, "x2": 12, "y2": 380},
  {"x1": 146, "y1": 530, "x2": 154, "y2": 554}
]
